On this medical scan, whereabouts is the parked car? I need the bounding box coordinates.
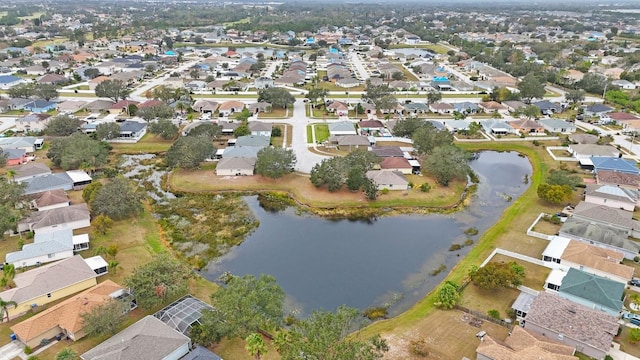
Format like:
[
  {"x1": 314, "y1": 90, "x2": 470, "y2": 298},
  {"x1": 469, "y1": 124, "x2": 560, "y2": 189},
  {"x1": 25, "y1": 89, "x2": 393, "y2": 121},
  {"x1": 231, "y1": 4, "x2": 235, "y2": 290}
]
[{"x1": 629, "y1": 279, "x2": 640, "y2": 287}]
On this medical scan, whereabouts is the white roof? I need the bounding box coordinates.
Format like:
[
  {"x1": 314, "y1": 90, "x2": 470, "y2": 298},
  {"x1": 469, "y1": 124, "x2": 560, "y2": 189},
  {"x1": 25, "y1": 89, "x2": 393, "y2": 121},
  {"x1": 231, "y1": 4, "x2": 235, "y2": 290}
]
[
  {"x1": 84, "y1": 255, "x2": 108, "y2": 271},
  {"x1": 545, "y1": 268, "x2": 568, "y2": 286},
  {"x1": 408, "y1": 159, "x2": 421, "y2": 167},
  {"x1": 215, "y1": 148, "x2": 225, "y2": 155},
  {"x1": 72, "y1": 234, "x2": 89, "y2": 245},
  {"x1": 579, "y1": 158, "x2": 594, "y2": 166},
  {"x1": 542, "y1": 236, "x2": 571, "y2": 259},
  {"x1": 65, "y1": 170, "x2": 92, "y2": 183}
]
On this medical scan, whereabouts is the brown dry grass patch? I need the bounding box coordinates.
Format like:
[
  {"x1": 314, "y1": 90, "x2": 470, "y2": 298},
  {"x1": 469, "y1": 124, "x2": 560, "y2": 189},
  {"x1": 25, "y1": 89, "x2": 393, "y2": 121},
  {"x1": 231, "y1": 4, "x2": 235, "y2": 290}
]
[{"x1": 382, "y1": 310, "x2": 510, "y2": 359}]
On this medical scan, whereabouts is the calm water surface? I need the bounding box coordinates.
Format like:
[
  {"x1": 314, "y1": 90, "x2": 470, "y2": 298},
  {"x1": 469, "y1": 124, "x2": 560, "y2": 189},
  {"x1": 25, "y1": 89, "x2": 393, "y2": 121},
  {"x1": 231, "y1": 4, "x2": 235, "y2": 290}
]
[{"x1": 203, "y1": 151, "x2": 531, "y2": 316}]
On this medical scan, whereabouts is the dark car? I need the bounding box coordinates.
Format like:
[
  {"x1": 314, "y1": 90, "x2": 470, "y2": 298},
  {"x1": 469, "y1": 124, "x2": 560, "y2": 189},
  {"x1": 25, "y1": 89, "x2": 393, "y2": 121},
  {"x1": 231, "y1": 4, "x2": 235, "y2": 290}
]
[{"x1": 629, "y1": 279, "x2": 640, "y2": 286}]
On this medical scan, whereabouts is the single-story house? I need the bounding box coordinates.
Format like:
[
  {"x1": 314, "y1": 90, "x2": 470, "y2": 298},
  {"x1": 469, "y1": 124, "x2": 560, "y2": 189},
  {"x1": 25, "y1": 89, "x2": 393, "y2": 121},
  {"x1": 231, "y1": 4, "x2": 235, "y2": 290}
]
[
  {"x1": 543, "y1": 236, "x2": 633, "y2": 284},
  {"x1": 81, "y1": 316, "x2": 191, "y2": 360},
  {"x1": 403, "y1": 102, "x2": 429, "y2": 115},
  {"x1": 0, "y1": 255, "x2": 98, "y2": 320},
  {"x1": 572, "y1": 201, "x2": 640, "y2": 237},
  {"x1": 0, "y1": 75, "x2": 25, "y2": 89},
  {"x1": 327, "y1": 101, "x2": 349, "y2": 115},
  {"x1": 568, "y1": 133, "x2": 599, "y2": 145},
  {"x1": 558, "y1": 268, "x2": 625, "y2": 316},
  {"x1": 108, "y1": 100, "x2": 139, "y2": 115},
  {"x1": 6, "y1": 228, "x2": 89, "y2": 268},
  {"x1": 538, "y1": 119, "x2": 576, "y2": 134},
  {"x1": 23, "y1": 100, "x2": 58, "y2": 114},
  {"x1": 12, "y1": 162, "x2": 52, "y2": 182},
  {"x1": 0, "y1": 137, "x2": 44, "y2": 153},
  {"x1": 508, "y1": 118, "x2": 545, "y2": 135},
  {"x1": 247, "y1": 102, "x2": 271, "y2": 114},
  {"x1": 18, "y1": 203, "x2": 91, "y2": 234},
  {"x1": 10, "y1": 280, "x2": 130, "y2": 348},
  {"x1": 596, "y1": 170, "x2": 640, "y2": 189},
  {"x1": 523, "y1": 292, "x2": 618, "y2": 360},
  {"x1": 443, "y1": 119, "x2": 472, "y2": 132},
  {"x1": 329, "y1": 121, "x2": 357, "y2": 137},
  {"x1": 584, "y1": 104, "x2": 613, "y2": 117},
  {"x1": 254, "y1": 77, "x2": 274, "y2": 89},
  {"x1": 30, "y1": 189, "x2": 70, "y2": 212},
  {"x1": 15, "y1": 113, "x2": 52, "y2": 133},
  {"x1": 476, "y1": 326, "x2": 577, "y2": 360},
  {"x1": 21, "y1": 173, "x2": 74, "y2": 195},
  {"x1": 329, "y1": 135, "x2": 370, "y2": 150},
  {"x1": 357, "y1": 120, "x2": 385, "y2": 134},
  {"x1": 236, "y1": 135, "x2": 270, "y2": 148},
  {"x1": 192, "y1": 100, "x2": 219, "y2": 113},
  {"x1": 591, "y1": 157, "x2": 640, "y2": 175},
  {"x1": 4, "y1": 149, "x2": 28, "y2": 166},
  {"x1": 57, "y1": 100, "x2": 87, "y2": 114},
  {"x1": 481, "y1": 119, "x2": 513, "y2": 135},
  {"x1": 478, "y1": 101, "x2": 506, "y2": 112},
  {"x1": 366, "y1": 170, "x2": 409, "y2": 191},
  {"x1": 559, "y1": 217, "x2": 640, "y2": 260},
  {"x1": 248, "y1": 121, "x2": 272, "y2": 137},
  {"x1": 215, "y1": 157, "x2": 256, "y2": 176},
  {"x1": 222, "y1": 146, "x2": 261, "y2": 159},
  {"x1": 533, "y1": 100, "x2": 562, "y2": 115},
  {"x1": 218, "y1": 100, "x2": 245, "y2": 117},
  {"x1": 66, "y1": 170, "x2": 93, "y2": 189},
  {"x1": 503, "y1": 100, "x2": 527, "y2": 113},
  {"x1": 88, "y1": 76, "x2": 110, "y2": 91},
  {"x1": 379, "y1": 157, "x2": 412, "y2": 174},
  {"x1": 114, "y1": 121, "x2": 147, "y2": 142},
  {"x1": 569, "y1": 144, "x2": 620, "y2": 162},
  {"x1": 452, "y1": 102, "x2": 478, "y2": 114},
  {"x1": 612, "y1": 79, "x2": 636, "y2": 90},
  {"x1": 584, "y1": 184, "x2": 638, "y2": 212},
  {"x1": 37, "y1": 73, "x2": 67, "y2": 85},
  {"x1": 371, "y1": 146, "x2": 405, "y2": 158},
  {"x1": 85, "y1": 99, "x2": 114, "y2": 113},
  {"x1": 429, "y1": 102, "x2": 454, "y2": 114}
]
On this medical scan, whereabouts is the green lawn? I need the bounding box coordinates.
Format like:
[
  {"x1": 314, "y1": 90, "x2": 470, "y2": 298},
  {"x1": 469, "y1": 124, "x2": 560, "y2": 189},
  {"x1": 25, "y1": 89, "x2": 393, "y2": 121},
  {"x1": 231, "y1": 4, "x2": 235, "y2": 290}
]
[
  {"x1": 110, "y1": 133, "x2": 174, "y2": 154},
  {"x1": 313, "y1": 124, "x2": 330, "y2": 142},
  {"x1": 306, "y1": 125, "x2": 313, "y2": 143}
]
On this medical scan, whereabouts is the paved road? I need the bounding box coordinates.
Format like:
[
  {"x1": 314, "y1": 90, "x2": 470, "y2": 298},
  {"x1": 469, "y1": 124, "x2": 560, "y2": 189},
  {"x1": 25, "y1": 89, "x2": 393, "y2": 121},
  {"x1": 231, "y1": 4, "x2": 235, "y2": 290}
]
[
  {"x1": 0, "y1": 117, "x2": 16, "y2": 134},
  {"x1": 349, "y1": 51, "x2": 370, "y2": 81},
  {"x1": 575, "y1": 120, "x2": 640, "y2": 159}
]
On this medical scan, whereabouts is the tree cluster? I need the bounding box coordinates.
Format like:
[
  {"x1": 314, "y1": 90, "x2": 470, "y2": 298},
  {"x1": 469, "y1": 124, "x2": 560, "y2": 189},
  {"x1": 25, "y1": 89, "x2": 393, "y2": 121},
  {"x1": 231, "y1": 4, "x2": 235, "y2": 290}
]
[
  {"x1": 362, "y1": 83, "x2": 397, "y2": 111},
  {"x1": 95, "y1": 79, "x2": 131, "y2": 102},
  {"x1": 257, "y1": 87, "x2": 295, "y2": 109},
  {"x1": 423, "y1": 145, "x2": 471, "y2": 186},
  {"x1": 470, "y1": 262, "x2": 525, "y2": 290},
  {"x1": 434, "y1": 281, "x2": 460, "y2": 309},
  {"x1": 123, "y1": 254, "x2": 194, "y2": 310},
  {"x1": 185, "y1": 123, "x2": 222, "y2": 139},
  {"x1": 255, "y1": 147, "x2": 296, "y2": 178},
  {"x1": 0, "y1": 179, "x2": 27, "y2": 235},
  {"x1": 88, "y1": 177, "x2": 143, "y2": 220},
  {"x1": 166, "y1": 136, "x2": 215, "y2": 169},
  {"x1": 149, "y1": 119, "x2": 178, "y2": 140},
  {"x1": 45, "y1": 115, "x2": 82, "y2": 136},
  {"x1": 47, "y1": 133, "x2": 110, "y2": 170},
  {"x1": 137, "y1": 104, "x2": 175, "y2": 123},
  {"x1": 310, "y1": 149, "x2": 379, "y2": 192},
  {"x1": 7, "y1": 83, "x2": 59, "y2": 101}
]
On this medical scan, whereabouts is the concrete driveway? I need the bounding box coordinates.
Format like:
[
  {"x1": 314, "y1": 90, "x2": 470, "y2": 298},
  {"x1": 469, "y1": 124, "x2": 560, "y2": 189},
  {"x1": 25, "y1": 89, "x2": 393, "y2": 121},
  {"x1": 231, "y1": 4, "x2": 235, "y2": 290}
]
[{"x1": 0, "y1": 341, "x2": 25, "y2": 360}]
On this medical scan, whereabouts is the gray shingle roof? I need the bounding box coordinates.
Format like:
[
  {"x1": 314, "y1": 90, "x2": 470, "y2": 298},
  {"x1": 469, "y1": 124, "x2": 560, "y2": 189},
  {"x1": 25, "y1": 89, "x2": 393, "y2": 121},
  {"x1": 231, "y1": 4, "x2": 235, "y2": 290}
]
[
  {"x1": 21, "y1": 203, "x2": 90, "y2": 231},
  {"x1": 572, "y1": 201, "x2": 640, "y2": 230},
  {"x1": 6, "y1": 228, "x2": 74, "y2": 263},
  {"x1": 81, "y1": 316, "x2": 190, "y2": 360},
  {"x1": 22, "y1": 173, "x2": 73, "y2": 195},
  {"x1": 235, "y1": 135, "x2": 270, "y2": 148},
  {"x1": 524, "y1": 293, "x2": 618, "y2": 353},
  {"x1": 559, "y1": 217, "x2": 640, "y2": 254}
]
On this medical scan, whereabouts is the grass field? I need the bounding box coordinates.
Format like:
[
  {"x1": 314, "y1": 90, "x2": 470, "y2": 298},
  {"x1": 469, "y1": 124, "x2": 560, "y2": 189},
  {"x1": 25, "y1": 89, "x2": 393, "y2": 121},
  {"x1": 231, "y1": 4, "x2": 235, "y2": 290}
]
[
  {"x1": 313, "y1": 124, "x2": 329, "y2": 142},
  {"x1": 388, "y1": 43, "x2": 451, "y2": 55},
  {"x1": 110, "y1": 133, "x2": 174, "y2": 154},
  {"x1": 306, "y1": 125, "x2": 313, "y2": 143}
]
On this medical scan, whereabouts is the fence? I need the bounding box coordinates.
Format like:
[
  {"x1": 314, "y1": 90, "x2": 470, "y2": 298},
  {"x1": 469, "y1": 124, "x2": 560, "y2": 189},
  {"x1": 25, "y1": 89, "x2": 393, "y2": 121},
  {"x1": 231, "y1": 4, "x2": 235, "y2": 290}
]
[
  {"x1": 454, "y1": 305, "x2": 514, "y2": 330},
  {"x1": 526, "y1": 213, "x2": 555, "y2": 241}
]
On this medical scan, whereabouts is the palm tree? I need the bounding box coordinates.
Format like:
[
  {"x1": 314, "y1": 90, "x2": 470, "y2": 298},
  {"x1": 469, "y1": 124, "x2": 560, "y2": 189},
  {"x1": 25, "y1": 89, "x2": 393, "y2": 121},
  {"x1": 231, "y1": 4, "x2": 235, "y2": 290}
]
[
  {"x1": 108, "y1": 260, "x2": 119, "y2": 274},
  {"x1": 6, "y1": 169, "x2": 16, "y2": 183},
  {"x1": 0, "y1": 297, "x2": 17, "y2": 323},
  {"x1": 56, "y1": 348, "x2": 79, "y2": 360}
]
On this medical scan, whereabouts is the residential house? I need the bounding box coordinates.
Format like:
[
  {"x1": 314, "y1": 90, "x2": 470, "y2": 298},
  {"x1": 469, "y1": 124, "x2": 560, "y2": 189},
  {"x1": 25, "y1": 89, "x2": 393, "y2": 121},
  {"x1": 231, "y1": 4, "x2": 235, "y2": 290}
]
[
  {"x1": 66, "y1": 170, "x2": 93, "y2": 189},
  {"x1": 538, "y1": 119, "x2": 576, "y2": 134},
  {"x1": 15, "y1": 113, "x2": 51, "y2": 133},
  {"x1": 248, "y1": 121, "x2": 272, "y2": 137},
  {"x1": 21, "y1": 173, "x2": 74, "y2": 195},
  {"x1": 0, "y1": 75, "x2": 25, "y2": 89},
  {"x1": 559, "y1": 217, "x2": 640, "y2": 260},
  {"x1": 452, "y1": 102, "x2": 479, "y2": 114},
  {"x1": 30, "y1": 189, "x2": 70, "y2": 212},
  {"x1": 12, "y1": 162, "x2": 51, "y2": 182},
  {"x1": 591, "y1": 157, "x2": 640, "y2": 175},
  {"x1": 247, "y1": 102, "x2": 271, "y2": 114},
  {"x1": 4, "y1": 149, "x2": 28, "y2": 166},
  {"x1": 0, "y1": 255, "x2": 98, "y2": 320},
  {"x1": 478, "y1": 101, "x2": 507, "y2": 113},
  {"x1": 534, "y1": 100, "x2": 562, "y2": 115},
  {"x1": 379, "y1": 157, "x2": 412, "y2": 174},
  {"x1": 57, "y1": 100, "x2": 87, "y2": 114},
  {"x1": 88, "y1": 76, "x2": 110, "y2": 91},
  {"x1": 569, "y1": 144, "x2": 619, "y2": 163},
  {"x1": 192, "y1": 100, "x2": 219, "y2": 114},
  {"x1": 372, "y1": 146, "x2": 405, "y2": 158},
  {"x1": 523, "y1": 293, "x2": 618, "y2": 360},
  {"x1": 23, "y1": 100, "x2": 57, "y2": 114},
  {"x1": 584, "y1": 184, "x2": 638, "y2": 212},
  {"x1": 18, "y1": 203, "x2": 91, "y2": 234},
  {"x1": 612, "y1": 79, "x2": 636, "y2": 90},
  {"x1": 37, "y1": 74, "x2": 67, "y2": 85},
  {"x1": 568, "y1": 134, "x2": 599, "y2": 145},
  {"x1": 6, "y1": 228, "x2": 89, "y2": 268},
  {"x1": 508, "y1": 118, "x2": 546, "y2": 135},
  {"x1": 329, "y1": 135, "x2": 370, "y2": 150},
  {"x1": 218, "y1": 100, "x2": 245, "y2": 117},
  {"x1": 476, "y1": 326, "x2": 577, "y2": 360},
  {"x1": 596, "y1": 170, "x2": 640, "y2": 189},
  {"x1": 357, "y1": 120, "x2": 385, "y2": 135},
  {"x1": 366, "y1": 170, "x2": 409, "y2": 191},
  {"x1": 584, "y1": 104, "x2": 613, "y2": 117},
  {"x1": 81, "y1": 316, "x2": 191, "y2": 360},
  {"x1": 327, "y1": 101, "x2": 349, "y2": 115},
  {"x1": 503, "y1": 100, "x2": 528, "y2": 113},
  {"x1": 403, "y1": 102, "x2": 429, "y2": 115},
  {"x1": 109, "y1": 100, "x2": 139, "y2": 115},
  {"x1": 572, "y1": 201, "x2": 640, "y2": 237},
  {"x1": 216, "y1": 157, "x2": 256, "y2": 176},
  {"x1": 328, "y1": 121, "x2": 357, "y2": 137},
  {"x1": 429, "y1": 102, "x2": 454, "y2": 114},
  {"x1": 85, "y1": 99, "x2": 114, "y2": 113},
  {"x1": 481, "y1": 119, "x2": 513, "y2": 135},
  {"x1": 7, "y1": 98, "x2": 32, "y2": 111},
  {"x1": 443, "y1": 119, "x2": 472, "y2": 132},
  {"x1": 10, "y1": 280, "x2": 131, "y2": 348},
  {"x1": 542, "y1": 237, "x2": 634, "y2": 285},
  {"x1": 236, "y1": 135, "x2": 270, "y2": 148},
  {"x1": 114, "y1": 121, "x2": 147, "y2": 142},
  {"x1": 556, "y1": 268, "x2": 625, "y2": 316},
  {"x1": 254, "y1": 77, "x2": 274, "y2": 89}
]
